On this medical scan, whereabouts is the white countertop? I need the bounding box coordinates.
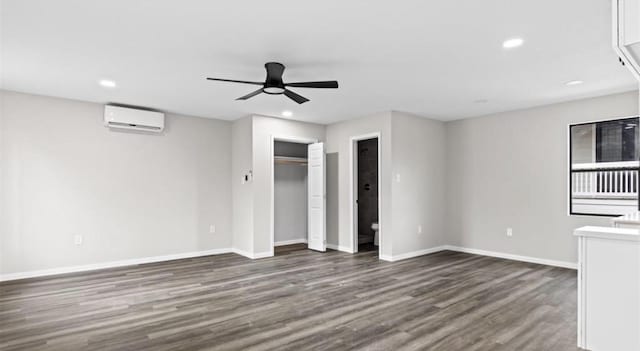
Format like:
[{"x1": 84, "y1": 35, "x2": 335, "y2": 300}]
[
  {"x1": 611, "y1": 211, "x2": 640, "y2": 225},
  {"x1": 574, "y1": 226, "x2": 640, "y2": 242}
]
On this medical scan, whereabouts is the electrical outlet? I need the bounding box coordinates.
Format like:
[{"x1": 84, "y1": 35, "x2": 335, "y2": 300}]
[
  {"x1": 396, "y1": 173, "x2": 401, "y2": 182},
  {"x1": 209, "y1": 225, "x2": 216, "y2": 234},
  {"x1": 418, "y1": 225, "x2": 423, "y2": 234},
  {"x1": 506, "y1": 228, "x2": 513, "y2": 237},
  {"x1": 74, "y1": 234, "x2": 83, "y2": 245}
]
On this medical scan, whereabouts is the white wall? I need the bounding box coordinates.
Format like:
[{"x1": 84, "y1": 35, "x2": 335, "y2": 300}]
[
  {"x1": 0, "y1": 91, "x2": 6, "y2": 268},
  {"x1": 445, "y1": 91, "x2": 639, "y2": 264},
  {"x1": 274, "y1": 163, "x2": 307, "y2": 243},
  {"x1": 231, "y1": 116, "x2": 254, "y2": 254},
  {"x1": 3, "y1": 89, "x2": 637, "y2": 275},
  {"x1": 0, "y1": 90, "x2": 233, "y2": 275},
  {"x1": 326, "y1": 152, "x2": 339, "y2": 247},
  {"x1": 325, "y1": 112, "x2": 393, "y2": 256},
  {"x1": 324, "y1": 111, "x2": 447, "y2": 259},
  {"x1": 391, "y1": 112, "x2": 447, "y2": 256}
]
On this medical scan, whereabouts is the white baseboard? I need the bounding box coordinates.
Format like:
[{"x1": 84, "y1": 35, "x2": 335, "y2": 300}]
[
  {"x1": 231, "y1": 248, "x2": 273, "y2": 259},
  {"x1": 0, "y1": 248, "x2": 234, "y2": 282},
  {"x1": 375, "y1": 245, "x2": 576, "y2": 269},
  {"x1": 274, "y1": 239, "x2": 307, "y2": 246},
  {"x1": 444, "y1": 245, "x2": 577, "y2": 269},
  {"x1": 273, "y1": 242, "x2": 352, "y2": 253},
  {"x1": 326, "y1": 243, "x2": 354, "y2": 253},
  {"x1": 252, "y1": 251, "x2": 273, "y2": 259},
  {"x1": 379, "y1": 246, "x2": 447, "y2": 262},
  {"x1": 231, "y1": 248, "x2": 254, "y2": 259},
  {"x1": 0, "y1": 244, "x2": 577, "y2": 282}
]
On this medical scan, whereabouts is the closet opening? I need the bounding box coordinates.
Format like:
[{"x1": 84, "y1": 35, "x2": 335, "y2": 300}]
[{"x1": 272, "y1": 138, "x2": 315, "y2": 256}]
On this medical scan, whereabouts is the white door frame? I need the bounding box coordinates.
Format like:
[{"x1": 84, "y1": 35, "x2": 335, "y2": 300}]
[
  {"x1": 270, "y1": 135, "x2": 318, "y2": 256},
  {"x1": 349, "y1": 132, "x2": 381, "y2": 254}
]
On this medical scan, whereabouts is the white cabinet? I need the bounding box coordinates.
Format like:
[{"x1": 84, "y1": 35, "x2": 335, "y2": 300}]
[
  {"x1": 614, "y1": 0, "x2": 640, "y2": 80},
  {"x1": 574, "y1": 226, "x2": 640, "y2": 351},
  {"x1": 611, "y1": 211, "x2": 640, "y2": 228}
]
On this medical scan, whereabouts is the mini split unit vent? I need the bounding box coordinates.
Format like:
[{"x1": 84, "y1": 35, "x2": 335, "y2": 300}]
[{"x1": 104, "y1": 105, "x2": 165, "y2": 133}]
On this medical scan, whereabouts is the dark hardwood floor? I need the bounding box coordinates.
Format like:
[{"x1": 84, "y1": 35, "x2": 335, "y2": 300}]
[{"x1": 0, "y1": 245, "x2": 579, "y2": 350}]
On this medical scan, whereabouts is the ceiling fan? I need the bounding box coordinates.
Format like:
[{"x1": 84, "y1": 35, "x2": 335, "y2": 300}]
[{"x1": 206, "y1": 62, "x2": 338, "y2": 104}]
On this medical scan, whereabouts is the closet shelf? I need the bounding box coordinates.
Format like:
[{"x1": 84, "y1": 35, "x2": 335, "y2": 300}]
[{"x1": 274, "y1": 156, "x2": 308, "y2": 165}]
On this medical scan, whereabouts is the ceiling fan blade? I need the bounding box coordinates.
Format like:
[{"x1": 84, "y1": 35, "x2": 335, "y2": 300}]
[
  {"x1": 236, "y1": 88, "x2": 263, "y2": 100},
  {"x1": 265, "y1": 62, "x2": 285, "y2": 81},
  {"x1": 285, "y1": 81, "x2": 339, "y2": 89},
  {"x1": 284, "y1": 89, "x2": 310, "y2": 104},
  {"x1": 206, "y1": 77, "x2": 264, "y2": 86}
]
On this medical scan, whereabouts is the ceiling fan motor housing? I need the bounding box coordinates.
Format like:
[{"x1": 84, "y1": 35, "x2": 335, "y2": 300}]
[{"x1": 263, "y1": 62, "x2": 286, "y2": 94}]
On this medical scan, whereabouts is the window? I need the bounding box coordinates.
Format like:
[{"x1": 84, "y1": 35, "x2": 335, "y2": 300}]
[{"x1": 570, "y1": 117, "x2": 640, "y2": 216}]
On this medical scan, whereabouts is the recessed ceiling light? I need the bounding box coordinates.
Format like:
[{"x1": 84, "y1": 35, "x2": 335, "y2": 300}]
[
  {"x1": 566, "y1": 80, "x2": 583, "y2": 86},
  {"x1": 502, "y1": 38, "x2": 524, "y2": 49},
  {"x1": 99, "y1": 79, "x2": 116, "y2": 88},
  {"x1": 282, "y1": 110, "x2": 293, "y2": 117}
]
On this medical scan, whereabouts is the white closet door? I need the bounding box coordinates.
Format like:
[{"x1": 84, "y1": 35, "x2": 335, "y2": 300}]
[{"x1": 307, "y1": 142, "x2": 326, "y2": 252}]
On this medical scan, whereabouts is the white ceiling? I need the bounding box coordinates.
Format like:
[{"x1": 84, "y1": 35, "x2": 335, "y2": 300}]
[{"x1": 1, "y1": 0, "x2": 637, "y2": 124}]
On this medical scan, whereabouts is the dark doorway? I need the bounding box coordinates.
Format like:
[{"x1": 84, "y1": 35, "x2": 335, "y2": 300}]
[{"x1": 357, "y1": 138, "x2": 379, "y2": 252}]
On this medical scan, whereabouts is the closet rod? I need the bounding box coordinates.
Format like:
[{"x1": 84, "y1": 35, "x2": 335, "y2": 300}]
[{"x1": 274, "y1": 156, "x2": 308, "y2": 165}]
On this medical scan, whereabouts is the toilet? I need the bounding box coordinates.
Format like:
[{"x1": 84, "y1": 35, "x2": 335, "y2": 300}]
[{"x1": 371, "y1": 222, "x2": 379, "y2": 246}]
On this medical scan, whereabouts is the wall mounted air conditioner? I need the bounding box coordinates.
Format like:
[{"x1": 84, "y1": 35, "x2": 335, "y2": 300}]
[{"x1": 104, "y1": 105, "x2": 165, "y2": 133}]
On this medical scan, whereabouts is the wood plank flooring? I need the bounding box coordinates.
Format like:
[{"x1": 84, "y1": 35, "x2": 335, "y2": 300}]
[{"x1": 0, "y1": 245, "x2": 580, "y2": 350}]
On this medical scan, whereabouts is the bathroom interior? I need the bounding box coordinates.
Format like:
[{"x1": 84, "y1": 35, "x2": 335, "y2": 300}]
[{"x1": 357, "y1": 138, "x2": 379, "y2": 252}]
